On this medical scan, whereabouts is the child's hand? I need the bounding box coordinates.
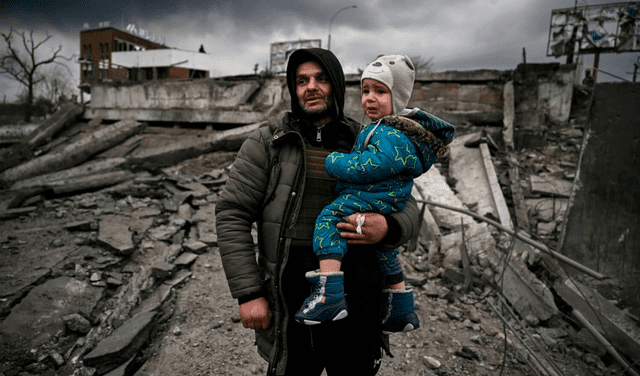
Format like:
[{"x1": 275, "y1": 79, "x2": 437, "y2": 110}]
[{"x1": 337, "y1": 213, "x2": 388, "y2": 244}]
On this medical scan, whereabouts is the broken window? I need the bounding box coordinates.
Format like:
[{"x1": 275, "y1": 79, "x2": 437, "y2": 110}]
[
  {"x1": 190, "y1": 69, "x2": 206, "y2": 79},
  {"x1": 157, "y1": 67, "x2": 169, "y2": 80}
]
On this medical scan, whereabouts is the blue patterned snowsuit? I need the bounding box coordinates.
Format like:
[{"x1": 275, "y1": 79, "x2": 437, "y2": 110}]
[{"x1": 313, "y1": 108, "x2": 455, "y2": 277}]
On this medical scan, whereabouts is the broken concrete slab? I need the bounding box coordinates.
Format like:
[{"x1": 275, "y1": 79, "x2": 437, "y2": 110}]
[
  {"x1": 410, "y1": 186, "x2": 441, "y2": 253},
  {"x1": 502, "y1": 81, "x2": 515, "y2": 149},
  {"x1": 83, "y1": 311, "x2": 157, "y2": 375},
  {"x1": 127, "y1": 121, "x2": 265, "y2": 169},
  {"x1": 52, "y1": 246, "x2": 123, "y2": 276},
  {"x1": 537, "y1": 221, "x2": 557, "y2": 236},
  {"x1": 554, "y1": 278, "x2": 640, "y2": 363},
  {"x1": 448, "y1": 133, "x2": 497, "y2": 220},
  {"x1": 51, "y1": 170, "x2": 135, "y2": 195},
  {"x1": 0, "y1": 277, "x2": 103, "y2": 348},
  {"x1": 27, "y1": 104, "x2": 85, "y2": 148},
  {"x1": 175, "y1": 203, "x2": 193, "y2": 222},
  {"x1": 87, "y1": 77, "x2": 283, "y2": 123},
  {"x1": 491, "y1": 257, "x2": 558, "y2": 322},
  {"x1": 176, "y1": 181, "x2": 209, "y2": 199},
  {"x1": 151, "y1": 261, "x2": 176, "y2": 280},
  {"x1": 164, "y1": 269, "x2": 192, "y2": 288},
  {"x1": 165, "y1": 244, "x2": 183, "y2": 264},
  {"x1": 414, "y1": 167, "x2": 474, "y2": 232},
  {"x1": 63, "y1": 313, "x2": 92, "y2": 334},
  {"x1": 0, "y1": 105, "x2": 85, "y2": 173},
  {"x1": 526, "y1": 198, "x2": 568, "y2": 223},
  {"x1": 183, "y1": 238, "x2": 208, "y2": 254},
  {"x1": 529, "y1": 174, "x2": 572, "y2": 197},
  {"x1": 98, "y1": 215, "x2": 136, "y2": 254},
  {"x1": 440, "y1": 222, "x2": 496, "y2": 268},
  {"x1": 0, "y1": 119, "x2": 146, "y2": 185},
  {"x1": 191, "y1": 203, "x2": 217, "y2": 245},
  {"x1": 480, "y1": 143, "x2": 512, "y2": 228},
  {"x1": 173, "y1": 252, "x2": 198, "y2": 268},
  {"x1": 64, "y1": 220, "x2": 96, "y2": 231},
  {"x1": 147, "y1": 220, "x2": 185, "y2": 241},
  {"x1": 132, "y1": 284, "x2": 173, "y2": 316},
  {"x1": 574, "y1": 328, "x2": 607, "y2": 357},
  {"x1": 0, "y1": 206, "x2": 37, "y2": 220},
  {"x1": 0, "y1": 244, "x2": 75, "y2": 299},
  {"x1": 161, "y1": 191, "x2": 191, "y2": 212},
  {"x1": 104, "y1": 356, "x2": 136, "y2": 376},
  {"x1": 10, "y1": 158, "x2": 128, "y2": 191}
]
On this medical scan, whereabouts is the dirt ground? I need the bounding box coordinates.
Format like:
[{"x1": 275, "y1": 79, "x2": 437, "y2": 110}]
[{"x1": 0, "y1": 136, "x2": 629, "y2": 376}]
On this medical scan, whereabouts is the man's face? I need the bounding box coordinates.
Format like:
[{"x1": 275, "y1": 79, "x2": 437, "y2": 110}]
[{"x1": 295, "y1": 61, "x2": 333, "y2": 119}]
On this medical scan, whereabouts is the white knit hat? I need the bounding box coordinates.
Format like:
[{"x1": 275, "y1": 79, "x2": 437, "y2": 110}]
[{"x1": 361, "y1": 54, "x2": 416, "y2": 115}]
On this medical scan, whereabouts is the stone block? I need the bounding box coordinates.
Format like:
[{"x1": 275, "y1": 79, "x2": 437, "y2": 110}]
[{"x1": 84, "y1": 311, "x2": 157, "y2": 375}]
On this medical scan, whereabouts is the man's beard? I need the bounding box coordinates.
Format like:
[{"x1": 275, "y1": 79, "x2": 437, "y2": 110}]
[{"x1": 299, "y1": 97, "x2": 334, "y2": 121}]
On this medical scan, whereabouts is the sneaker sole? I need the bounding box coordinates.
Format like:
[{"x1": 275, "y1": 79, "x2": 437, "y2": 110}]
[
  {"x1": 298, "y1": 309, "x2": 348, "y2": 325},
  {"x1": 382, "y1": 323, "x2": 419, "y2": 335}
]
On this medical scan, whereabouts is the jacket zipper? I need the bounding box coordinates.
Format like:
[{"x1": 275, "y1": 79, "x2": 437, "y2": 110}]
[{"x1": 271, "y1": 131, "x2": 306, "y2": 375}]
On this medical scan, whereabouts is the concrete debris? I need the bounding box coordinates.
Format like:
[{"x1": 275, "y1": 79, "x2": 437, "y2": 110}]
[
  {"x1": 414, "y1": 167, "x2": 473, "y2": 232},
  {"x1": 422, "y1": 355, "x2": 441, "y2": 369},
  {"x1": 173, "y1": 252, "x2": 198, "y2": 268},
  {"x1": 83, "y1": 311, "x2": 157, "y2": 374},
  {"x1": 440, "y1": 222, "x2": 495, "y2": 268},
  {"x1": 0, "y1": 277, "x2": 103, "y2": 348},
  {"x1": 98, "y1": 215, "x2": 136, "y2": 255},
  {"x1": 448, "y1": 133, "x2": 497, "y2": 220},
  {"x1": 529, "y1": 174, "x2": 572, "y2": 197},
  {"x1": 0, "y1": 118, "x2": 146, "y2": 185},
  {"x1": 164, "y1": 269, "x2": 192, "y2": 288},
  {"x1": 151, "y1": 261, "x2": 177, "y2": 280},
  {"x1": 182, "y1": 238, "x2": 208, "y2": 254},
  {"x1": 63, "y1": 313, "x2": 92, "y2": 334}
]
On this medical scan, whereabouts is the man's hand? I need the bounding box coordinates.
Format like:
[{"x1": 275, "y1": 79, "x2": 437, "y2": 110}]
[
  {"x1": 337, "y1": 212, "x2": 388, "y2": 245},
  {"x1": 239, "y1": 297, "x2": 272, "y2": 329}
]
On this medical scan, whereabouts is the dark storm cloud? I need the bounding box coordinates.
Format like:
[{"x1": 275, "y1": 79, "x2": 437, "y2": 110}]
[{"x1": 1, "y1": 0, "x2": 638, "y2": 101}]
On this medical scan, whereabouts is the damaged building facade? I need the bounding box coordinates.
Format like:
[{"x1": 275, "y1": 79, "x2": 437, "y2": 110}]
[{"x1": 78, "y1": 26, "x2": 213, "y2": 95}]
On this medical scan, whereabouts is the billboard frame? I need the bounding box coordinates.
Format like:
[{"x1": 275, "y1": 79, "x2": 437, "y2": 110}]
[
  {"x1": 269, "y1": 39, "x2": 322, "y2": 73},
  {"x1": 547, "y1": 2, "x2": 640, "y2": 57}
]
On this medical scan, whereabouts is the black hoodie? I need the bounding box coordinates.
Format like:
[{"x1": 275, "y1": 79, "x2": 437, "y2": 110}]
[{"x1": 285, "y1": 48, "x2": 347, "y2": 122}]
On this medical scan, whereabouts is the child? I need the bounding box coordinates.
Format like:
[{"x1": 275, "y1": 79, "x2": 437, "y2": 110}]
[{"x1": 295, "y1": 54, "x2": 456, "y2": 334}]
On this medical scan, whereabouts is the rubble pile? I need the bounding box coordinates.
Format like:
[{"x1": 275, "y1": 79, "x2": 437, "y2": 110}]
[{"x1": 0, "y1": 103, "x2": 638, "y2": 376}]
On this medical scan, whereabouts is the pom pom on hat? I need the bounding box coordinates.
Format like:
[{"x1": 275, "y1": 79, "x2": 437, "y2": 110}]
[{"x1": 361, "y1": 54, "x2": 415, "y2": 115}]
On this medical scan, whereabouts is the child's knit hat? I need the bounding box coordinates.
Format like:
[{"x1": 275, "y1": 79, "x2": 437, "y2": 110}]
[{"x1": 361, "y1": 54, "x2": 415, "y2": 116}]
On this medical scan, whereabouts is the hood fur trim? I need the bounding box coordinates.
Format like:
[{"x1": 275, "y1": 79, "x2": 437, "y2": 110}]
[{"x1": 380, "y1": 115, "x2": 450, "y2": 158}]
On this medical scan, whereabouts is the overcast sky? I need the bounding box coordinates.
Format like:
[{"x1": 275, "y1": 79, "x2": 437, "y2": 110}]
[{"x1": 2, "y1": 0, "x2": 639, "y2": 102}]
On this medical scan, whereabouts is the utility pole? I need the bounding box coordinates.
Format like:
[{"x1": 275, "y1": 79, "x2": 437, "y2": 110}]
[{"x1": 328, "y1": 6, "x2": 356, "y2": 51}]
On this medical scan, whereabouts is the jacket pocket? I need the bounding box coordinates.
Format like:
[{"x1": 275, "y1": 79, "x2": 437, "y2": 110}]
[{"x1": 263, "y1": 157, "x2": 280, "y2": 208}]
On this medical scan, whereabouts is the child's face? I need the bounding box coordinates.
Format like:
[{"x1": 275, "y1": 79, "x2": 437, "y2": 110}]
[{"x1": 361, "y1": 78, "x2": 393, "y2": 121}]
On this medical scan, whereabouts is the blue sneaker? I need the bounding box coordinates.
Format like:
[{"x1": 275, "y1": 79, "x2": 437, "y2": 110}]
[
  {"x1": 381, "y1": 289, "x2": 420, "y2": 335},
  {"x1": 295, "y1": 271, "x2": 348, "y2": 325}
]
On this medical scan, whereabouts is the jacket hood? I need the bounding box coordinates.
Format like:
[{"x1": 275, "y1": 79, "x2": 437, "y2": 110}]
[
  {"x1": 379, "y1": 108, "x2": 456, "y2": 169},
  {"x1": 286, "y1": 48, "x2": 346, "y2": 121}
]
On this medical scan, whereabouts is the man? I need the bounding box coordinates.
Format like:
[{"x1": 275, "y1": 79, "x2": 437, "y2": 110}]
[{"x1": 215, "y1": 48, "x2": 419, "y2": 376}]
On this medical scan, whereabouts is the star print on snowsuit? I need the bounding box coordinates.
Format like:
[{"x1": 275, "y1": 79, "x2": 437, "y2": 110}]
[{"x1": 313, "y1": 108, "x2": 455, "y2": 276}]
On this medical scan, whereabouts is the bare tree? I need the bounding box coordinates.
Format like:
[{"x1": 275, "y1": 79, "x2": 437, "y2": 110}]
[
  {"x1": 39, "y1": 65, "x2": 74, "y2": 108},
  {"x1": 1, "y1": 28, "x2": 72, "y2": 121},
  {"x1": 407, "y1": 55, "x2": 434, "y2": 77}
]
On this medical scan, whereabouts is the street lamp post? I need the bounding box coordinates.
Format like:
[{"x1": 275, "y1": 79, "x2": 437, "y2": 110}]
[{"x1": 328, "y1": 5, "x2": 357, "y2": 51}]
